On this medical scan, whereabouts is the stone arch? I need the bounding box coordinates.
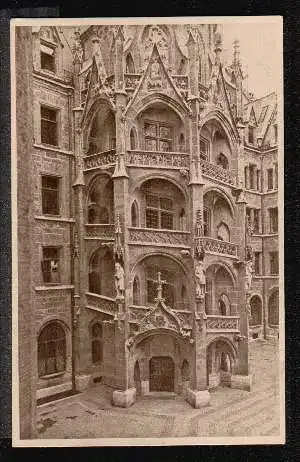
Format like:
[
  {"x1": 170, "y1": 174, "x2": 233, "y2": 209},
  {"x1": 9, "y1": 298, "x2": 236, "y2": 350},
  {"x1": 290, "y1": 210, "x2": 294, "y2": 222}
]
[
  {"x1": 126, "y1": 92, "x2": 189, "y2": 123},
  {"x1": 131, "y1": 251, "x2": 189, "y2": 280},
  {"x1": 82, "y1": 97, "x2": 116, "y2": 153},
  {"x1": 199, "y1": 109, "x2": 239, "y2": 149},
  {"x1": 249, "y1": 294, "x2": 263, "y2": 326},
  {"x1": 126, "y1": 52, "x2": 135, "y2": 73},
  {"x1": 203, "y1": 186, "x2": 235, "y2": 218},
  {"x1": 217, "y1": 221, "x2": 230, "y2": 242},
  {"x1": 131, "y1": 199, "x2": 139, "y2": 227},
  {"x1": 206, "y1": 337, "x2": 237, "y2": 388},
  {"x1": 133, "y1": 172, "x2": 188, "y2": 203},
  {"x1": 268, "y1": 288, "x2": 279, "y2": 326},
  {"x1": 37, "y1": 319, "x2": 69, "y2": 378},
  {"x1": 88, "y1": 246, "x2": 115, "y2": 297},
  {"x1": 86, "y1": 173, "x2": 114, "y2": 224}
]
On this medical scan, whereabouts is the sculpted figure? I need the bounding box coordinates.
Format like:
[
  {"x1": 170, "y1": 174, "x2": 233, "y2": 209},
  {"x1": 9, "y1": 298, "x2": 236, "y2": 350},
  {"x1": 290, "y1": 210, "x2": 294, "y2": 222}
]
[
  {"x1": 115, "y1": 262, "x2": 125, "y2": 298},
  {"x1": 195, "y1": 259, "x2": 206, "y2": 298},
  {"x1": 245, "y1": 258, "x2": 254, "y2": 293}
]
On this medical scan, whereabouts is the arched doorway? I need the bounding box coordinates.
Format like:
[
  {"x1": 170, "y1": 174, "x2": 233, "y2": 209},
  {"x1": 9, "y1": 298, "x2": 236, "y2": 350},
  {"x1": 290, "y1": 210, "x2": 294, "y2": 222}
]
[
  {"x1": 206, "y1": 339, "x2": 235, "y2": 389},
  {"x1": 249, "y1": 295, "x2": 262, "y2": 326},
  {"x1": 149, "y1": 356, "x2": 175, "y2": 392}
]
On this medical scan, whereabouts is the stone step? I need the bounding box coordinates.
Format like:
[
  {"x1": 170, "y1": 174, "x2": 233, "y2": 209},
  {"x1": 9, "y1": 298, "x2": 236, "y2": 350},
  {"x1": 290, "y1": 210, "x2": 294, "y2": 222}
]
[{"x1": 224, "y1": 404, "x2": 276, "y2": 436}]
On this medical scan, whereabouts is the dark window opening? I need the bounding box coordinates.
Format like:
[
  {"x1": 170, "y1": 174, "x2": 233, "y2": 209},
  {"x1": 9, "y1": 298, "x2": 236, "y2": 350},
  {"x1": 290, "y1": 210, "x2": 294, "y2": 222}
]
[
  {"x1": 267, "y1": 168, "x2": 274, "y2": 190},
  {"x1": 144, "y1": 121, "x2": 173, "y2": 152},
  {"x1": 269, "y1": 207, "x2": 278, "y2": 233},
  {"x1": 42, "y1": 175, "x2": 59, "y2": 215},
  {"x1": 145, "y1": 194, "x2": 173, "y2": 230},
  {"x1": 217, "y1": 153, "x2": 229, "y2": 169},
  {"x1": 248, "y1": 126, "x2": 254, "y2": 144},
  {"x1": 41, "y1": 106, "x2": 58, "y2": 146},
  {"x1": 203, "y1": 207, "x2": 211, "y2": 237},
  {"x1": 40, "y1": 45, "x2": 55, "y2": 72},
  {"x1": 38, "y1": 322, "x2": 66, "y2": 377},
  {"x1": 41, "y1": 247, "x2": 60, "y2": 284},
  {"x1": 269, "y1": 251, "x2": 279, "y2": 275}
]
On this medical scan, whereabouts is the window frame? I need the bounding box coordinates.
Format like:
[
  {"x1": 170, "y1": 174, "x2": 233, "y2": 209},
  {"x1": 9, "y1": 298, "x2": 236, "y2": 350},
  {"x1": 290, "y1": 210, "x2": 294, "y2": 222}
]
[
  {"x1": 267, "y1": 168, "x2": 274, "y2": 191},
  {"x1": 38, "y1": 321, "x2": 66, "y2": 378},
  {"x1": 145, "y1": 193, "x2": 174, "y2": 230},
  {"x1": 41, "y1": 174, "x2": 61, "y2": 216},
  {"x1": 40, "y1": 105, "x2": 59, "y2": 147},
  {"x1": 144, "y1": 119, "x2": 174, "y2": 153},
  {"x1": 269, "y1": 207, "x2": 278, "y2": 233},
  {"x1": 269, "y1": 251, "x2": 279, "y2": 275},
  {"x1": 254, "y1": 252, "x2": 261, "y2": 275},
  {"x1": 248, "y1": 125, "x2": 255, "y2": 144},
  {"x1": 41, "y1": 246, "x2": 62, "y2": 285},
  {"x1": 40, "y1": 42, "x2": 56, "y2": 73}
]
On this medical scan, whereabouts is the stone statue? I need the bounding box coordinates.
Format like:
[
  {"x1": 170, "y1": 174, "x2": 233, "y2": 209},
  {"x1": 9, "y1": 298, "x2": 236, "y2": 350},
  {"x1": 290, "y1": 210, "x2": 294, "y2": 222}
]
[
  {"x1": 245, "y1": 258, "x2": 254, "y2": 293},
  {"x1": 114, "y1": 262, "x2": 125, "y2": 298},
  {"x1": 195, "y1": 259, "x2": 206, "y2": 298},
  {"x1": 150, "y1": 57, "x2": 160, "y2": 79}
]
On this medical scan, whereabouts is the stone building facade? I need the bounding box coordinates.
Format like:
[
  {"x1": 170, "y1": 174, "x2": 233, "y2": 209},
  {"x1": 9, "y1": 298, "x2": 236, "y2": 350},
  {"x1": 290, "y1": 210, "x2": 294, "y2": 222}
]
[{"x1": 16, "y1": 24, "x2": 279, "y2": 411}]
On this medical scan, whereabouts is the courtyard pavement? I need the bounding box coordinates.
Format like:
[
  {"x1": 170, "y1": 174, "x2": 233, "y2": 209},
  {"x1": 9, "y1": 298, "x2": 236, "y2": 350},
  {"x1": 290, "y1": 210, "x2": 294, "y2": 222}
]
[{"x1": 36, "y1": 340, "x2": 281, "y2": 439}]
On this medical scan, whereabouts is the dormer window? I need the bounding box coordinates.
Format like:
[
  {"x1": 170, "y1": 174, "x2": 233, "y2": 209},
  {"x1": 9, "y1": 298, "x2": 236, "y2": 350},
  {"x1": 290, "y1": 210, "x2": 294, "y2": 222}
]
[{"x1": 40, "y1": 44, "x2": 55, "y2": 72}]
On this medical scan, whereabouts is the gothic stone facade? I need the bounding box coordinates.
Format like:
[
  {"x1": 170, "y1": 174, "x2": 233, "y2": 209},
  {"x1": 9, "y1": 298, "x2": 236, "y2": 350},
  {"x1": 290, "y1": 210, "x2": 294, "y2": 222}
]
[{"x1": 17, "y1": 24, "x2": 279, "y2": 415}]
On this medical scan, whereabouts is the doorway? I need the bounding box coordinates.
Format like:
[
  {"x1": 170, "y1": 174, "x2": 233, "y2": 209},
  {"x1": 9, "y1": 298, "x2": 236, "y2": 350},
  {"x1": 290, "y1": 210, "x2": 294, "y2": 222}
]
[{"x1": 149, "y1": 356, "x2": 175, "y2": 392}]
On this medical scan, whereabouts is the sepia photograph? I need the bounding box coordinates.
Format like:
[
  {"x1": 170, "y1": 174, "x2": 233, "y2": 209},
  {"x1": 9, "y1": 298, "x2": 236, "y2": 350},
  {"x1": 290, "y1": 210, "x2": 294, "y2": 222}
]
[{"x1": 11, "y1": 16, "x2": 284, "y2": 446}]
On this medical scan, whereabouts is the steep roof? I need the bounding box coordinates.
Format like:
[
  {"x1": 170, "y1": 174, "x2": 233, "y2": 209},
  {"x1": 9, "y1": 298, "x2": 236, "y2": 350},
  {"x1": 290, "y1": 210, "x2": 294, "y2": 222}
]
[{"x1": 244, "y1": 91, "x2": 277, "y2": 140}]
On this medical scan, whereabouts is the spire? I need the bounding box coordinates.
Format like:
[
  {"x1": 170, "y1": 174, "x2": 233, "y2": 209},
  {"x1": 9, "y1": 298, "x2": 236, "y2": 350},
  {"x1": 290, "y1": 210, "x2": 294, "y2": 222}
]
[{"x1": 233, "y1": 39, "x2": 240, "y2": 66}]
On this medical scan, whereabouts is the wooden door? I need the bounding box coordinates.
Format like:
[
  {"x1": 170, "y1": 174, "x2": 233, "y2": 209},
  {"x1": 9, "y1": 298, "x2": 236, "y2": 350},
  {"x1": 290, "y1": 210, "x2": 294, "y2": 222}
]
[{"x1": 149, "y1": 356, "x2": 174, "y2": 392}]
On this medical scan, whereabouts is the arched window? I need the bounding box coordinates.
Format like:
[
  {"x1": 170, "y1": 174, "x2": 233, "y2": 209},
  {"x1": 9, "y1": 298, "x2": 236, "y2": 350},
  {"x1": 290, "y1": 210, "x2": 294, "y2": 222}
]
[
  {"x1": 131, "y1": 201, "x2": 139, "y2": 227},
  {"x1": 88, "y1": 205, "x2": 96, "y2": 224},
  {"x1": 217, "y1": 153, "x2": 229, "y2": 169},
  {"x1": 99, "y1": 207, "x2": 109, "y2": 224},
  {"x1": 133, "y1": 276, "x2": 141, "y2": 305},
  {"x1": 38, "y1": 322, "x2": 66, "y2": 377},
  {"x1": 91, "y1": 322, "x2": 103, "y2": 364},
  {"x1": 125, "y1": 53, "x2": 135, "y2": 74},
  {"x1": 130, "y1": 128, "x2": 137, "y2": 150},
  {"x1": 268, "y1": 290, "x2": 279, "y2": 326},
  {"x1": 179, "y1": 134, "x2": 185, "y2": 152},
  {"x1": 217, "y1": 222, "x2": 230, "y2": 242},
  {"x1": 203, "y1": 207, "x2": 211, "y2": 236},
  {"x1": 249, "y1": 295, "x2": 262, "y2": 326}
]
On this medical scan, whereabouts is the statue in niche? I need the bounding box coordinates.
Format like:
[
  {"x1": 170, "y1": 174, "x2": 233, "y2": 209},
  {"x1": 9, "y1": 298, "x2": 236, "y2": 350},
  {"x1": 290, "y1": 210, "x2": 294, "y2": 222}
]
[
  {"x1": 245, "y1": 250, "x2": 254, "y2": 294},
  {"x1": 194, "y1": 243, "x2": 206, "y2": 299},
  {"x1": 114, "y1": 261, "x2": 125, "y2": 298},
  {"x1": 150, "y1": 57, "x2": 160, "y2": 79}
]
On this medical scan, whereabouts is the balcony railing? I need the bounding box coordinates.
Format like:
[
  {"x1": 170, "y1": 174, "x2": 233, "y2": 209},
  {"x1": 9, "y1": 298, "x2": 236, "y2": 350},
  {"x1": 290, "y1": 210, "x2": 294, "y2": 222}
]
[
  {"x1": 126, "y1": 150, "x2": 189, "y2": 169},
  {"x1": 85, "y1": 223, "x2": 115, "y2": 239},
  {"x1": 200, "y1": 159, "x2": 236, "y2": 185},
  {"x1": 129, "y1": 227, "x2": 190, "y2": 247},
  {"x1": 206, "y1": 315, "x2": 240, "y2": 332},
  {"x1": 86, "y1": 292, "x2": 117, "y2": 314},
  {"x1": 84, "y1": 149, "x2": 116, "y2": 170},
  {"x1": 196, "y1": 236, "x2": 238, "y2": 257}
]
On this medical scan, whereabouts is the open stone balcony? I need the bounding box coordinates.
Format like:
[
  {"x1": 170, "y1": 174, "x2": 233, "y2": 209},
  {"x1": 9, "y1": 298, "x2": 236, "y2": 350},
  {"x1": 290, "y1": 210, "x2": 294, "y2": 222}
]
[
  {"x1": 84, "y1": 149, "x2": 116, "y2": 170},
  {"x1": 84, "y1": 223, "x2": 115, "y2": 240},
  {"x1": 200, "y1": 158, "x2": 237, "y2": 186},
  {"x1": 128, "y1": 227, "x2": 191, "y2": 248},
  {"x1": 197, "y1": 236, "x2": 238, "y2": 257},
  {"x1": 206, "y1": 315, "x2": 240, "y2": 332},
  {"x1": 126, "y1": 150, "x2": 190, "y2": 169},
  {"x1": 86, "y1": 292, "x2": 117, "y2": 315}
]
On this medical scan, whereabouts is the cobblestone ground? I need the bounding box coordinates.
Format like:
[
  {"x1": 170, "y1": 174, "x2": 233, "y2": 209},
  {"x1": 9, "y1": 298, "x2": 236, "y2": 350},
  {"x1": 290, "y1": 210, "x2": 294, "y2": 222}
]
[{"x1": 37, "y1": 340, "x2": 281, "y2": 439}]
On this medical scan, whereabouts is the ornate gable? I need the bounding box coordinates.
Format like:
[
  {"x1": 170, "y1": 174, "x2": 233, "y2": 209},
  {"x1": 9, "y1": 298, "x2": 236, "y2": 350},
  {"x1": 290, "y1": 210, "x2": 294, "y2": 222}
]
[
  {"x1": 81, "y1": 57, "x2": 115, "y2": 125},
  {"x1": 126, "y1": 44, "x2": 190, "y2": 115}
]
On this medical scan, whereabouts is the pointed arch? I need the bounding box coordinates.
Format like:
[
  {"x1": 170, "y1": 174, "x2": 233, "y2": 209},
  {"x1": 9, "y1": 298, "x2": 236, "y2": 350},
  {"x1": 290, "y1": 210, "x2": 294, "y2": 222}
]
[
  {"x1": 131, "y1": 200, "x2": 139, "y2": 227},
  {"x1": 126, "y1": 53, "x2": 135, "y2": 74},
  {"x1": 130, "y1": 127, "x2": 138, "y2": 150},
  {"x1": 133, "y1": 276, "x2": 141, "y2": 305}
]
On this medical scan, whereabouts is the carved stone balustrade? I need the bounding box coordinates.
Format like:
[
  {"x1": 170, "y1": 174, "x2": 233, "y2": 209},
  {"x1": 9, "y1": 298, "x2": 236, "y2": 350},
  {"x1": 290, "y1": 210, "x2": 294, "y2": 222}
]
[
  {"x1": 84, "y1": 149, "x2": 116, "y2": 170},
  {"x1": 206, "y1": 315, "x2": 240, "y2": 332},
  {"x1": 126, "y1": 150, "x2": 189, "y2": 169},
  {"x1": 86, "y1": 292, "x2": 117, "y2": 315},
  {"x1": 129, "y1": 227, "x2": 191, "y2": 248},
  {"x1": 200, "y1": 159, "x2": 237, "y2": 185},
  {"x1": 125, "y1": 73, "x2": 141, "y2": 91},
  {"x1": 84, "y1": 223, "x2": 115, "y2": 240},
  {"x1": 196, "y1": 237, "x2": 238, "y2": 257}
]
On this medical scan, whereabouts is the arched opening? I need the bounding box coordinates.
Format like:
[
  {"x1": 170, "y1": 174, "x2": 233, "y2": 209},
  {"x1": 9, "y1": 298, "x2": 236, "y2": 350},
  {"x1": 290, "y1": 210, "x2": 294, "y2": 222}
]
[
  {"x1": 87, "y1": 175, "x2": 114, "y2": 224},
  {"x1": 134, "y1": 360, "x2": 141, "y2": 395},
  {"x1": 130, "y1": 127, "x2": 138, "y2": 150},
  {"x1": 205, "y1": 264, "x2": 235, "y2": 315},
  {"x1": 178, "y1": 58, "x2": 186, "y2": 75},
  {"x1": 203, "y1": 190, "x2": 233, "y2": 240},
  {"x1": 249, "y1": 295, "x2": 262, "y2": 326},
  {"x1": 131, "y1": 200, "x2": 139, "y2": 227},
  {"x1": 200, "y1": 120, "x2": 232, "y2": 168},
  {"x1": 217, "y1": 152, "x2": 229, "y2": 169},
  {"x1": 217, "y1": 222, "x2": 230, "y2": 242},
  {"x1": 218, "y1": 293, "x2": 231, "y2": 316},
  {"x1": 38, "y1": 321, "x2": 66, "y2": 377},
  {"x1": 91, "y1": 322, "x2": 103, "y2": 364},
  {"x1": 126, "y1": 53, "x2": 135, "y2": 74},
  {"x1": 133, "y1": 254, "x2": 188, "y2": 310},
  {"x1": 268, "y1": 289, "x2": 279, "y2": 326},
  {"x1": 206, "y1": 339, "x2": 235, "y2": 389},
  {"x1": 88, "y1": 247, "x2": 114, "y2": 297},
  {"x1": 133, "y1": 276, "x2": 141, "y2": 305},
  {"x1": 85, "y1": 101, "x2": 116, "y2": 154},
  {"x1": 181, "y1": 359, "x2": 190, "y2": 381},
  {"x1": 139, "y1": 178, "x2": 186, "y2": 231},
  {"x1": 149, "y1": 356, "x2": 174, "y2": 392},
  {"x1": 136, "y1": 101, "x2": 186, "y2": 153}
]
